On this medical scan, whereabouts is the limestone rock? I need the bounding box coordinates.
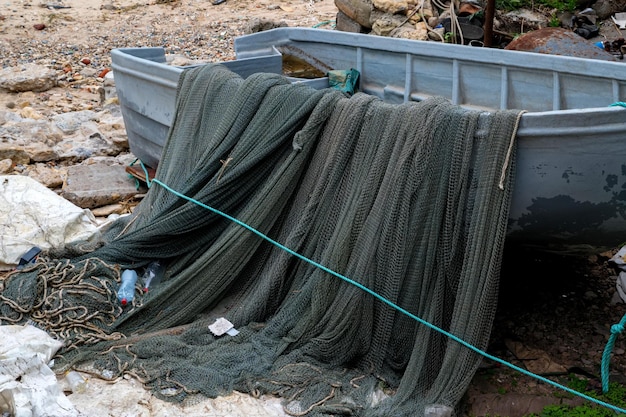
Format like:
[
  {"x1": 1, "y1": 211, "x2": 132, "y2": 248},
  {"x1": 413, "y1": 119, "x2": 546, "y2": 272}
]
[
  {"x1": 61, "y1": 163, "x2": 144, "y2": 209},
  {"x1": 0, "y1": 118, "x2": 62, "y2": 163},
  {"x1": 336, "y1": 10, "x2": 368, "y2": 32},
  {"x1": 91, "y1": 203, "x2": 128, "y2": 217},
  {"x1": 0, "y1": 159, "x2": 12, "y2": 173},
  {"x1": 19, "y1": 106, "x2": 45, "y2": 120},
  {"x1": 372, "y1": 13, "x2": 410, "y2": 36},
  {"x1": 52, "y1": 110, "x2": 98, "y2": 134},
  {"x1": 0, "y1": 63, "x2": 57, "y2": 93},
  {"x1": 244, "y1": 18, "x2": 288, "y2": 34},
  {"x1": 0, "y1": 149, "x2": 30, "y2": 165},
  {"x1": 372, "y1": 0, "x2": 407, "y2": 15},
  {"x1": 387, "y1": 20, "x2": 429, "y2": 39},
  {"x1": 335, "y1": 0, "x2": 373, "y2": 28},
  {"x1": 26, "y1": 163, "x2": 66, "y2": 189}
]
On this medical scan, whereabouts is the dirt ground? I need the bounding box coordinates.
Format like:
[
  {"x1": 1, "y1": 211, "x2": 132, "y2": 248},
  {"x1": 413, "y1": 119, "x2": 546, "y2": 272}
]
[{"x1": 2, "y1": 1, "x2": 626, "y2": 416}]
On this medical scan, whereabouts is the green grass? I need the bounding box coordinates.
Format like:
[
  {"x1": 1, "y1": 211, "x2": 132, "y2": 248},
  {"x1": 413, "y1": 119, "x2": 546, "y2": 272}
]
[
  {"x1": 524, "y1": 375, "x2": 626, "y2": 417},
  {"x1": 495, "y1": 0, "x2": 577, "y2": 12}
]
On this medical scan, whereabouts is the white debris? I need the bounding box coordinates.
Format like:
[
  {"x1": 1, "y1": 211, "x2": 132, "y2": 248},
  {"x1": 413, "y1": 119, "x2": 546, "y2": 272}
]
[
  {"x1": 0, "y1": 325, "x2": 80, "y2": 417},
  {"x1": 0, "y1": 175, "x2": 99, "y2": 270}
]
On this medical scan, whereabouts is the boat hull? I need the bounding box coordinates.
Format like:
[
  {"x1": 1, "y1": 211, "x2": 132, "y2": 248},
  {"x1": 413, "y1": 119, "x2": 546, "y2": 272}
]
[{"x1": 111, "y1": 28, "x2": 626, "y2": 247}]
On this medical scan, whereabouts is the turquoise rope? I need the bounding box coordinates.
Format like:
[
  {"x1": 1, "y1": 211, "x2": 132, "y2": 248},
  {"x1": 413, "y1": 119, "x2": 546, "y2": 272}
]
[
  {"x1": 146, "y1": 177, "x2": 626, "y2": 413},
  {"x1": 603, "y1": 101, "x2": 626, "y2": 395},
  {"x1": 127, "y1": 158, "x2": 141, "y2": 190},
  {"x1": 602, "y1": 314, "x2": 626, "y2": 393},
  {"x1": 312, "y1": 20, "x2": 335, "y2": 29}
]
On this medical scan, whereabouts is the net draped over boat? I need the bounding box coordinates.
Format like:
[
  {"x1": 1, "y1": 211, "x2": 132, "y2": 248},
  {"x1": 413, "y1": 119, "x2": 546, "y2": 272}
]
[{"x1": 0, "y1": 64, "x2": 523, "y2": 416}]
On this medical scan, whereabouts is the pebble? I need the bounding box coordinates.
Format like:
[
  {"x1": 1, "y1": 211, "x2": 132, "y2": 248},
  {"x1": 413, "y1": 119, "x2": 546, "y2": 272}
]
[{"x1": 0, "y1": 159, "x2": 12, "y2": 173}]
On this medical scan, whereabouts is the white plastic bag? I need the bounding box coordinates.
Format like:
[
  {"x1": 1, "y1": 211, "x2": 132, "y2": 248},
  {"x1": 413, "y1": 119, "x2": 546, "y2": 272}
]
[
  {"x1": 0, "y1": 324, "x2": 79, "y2": 417},
  {"x1": 0, "y1": 175, "x2": 99, "y2": 270}
]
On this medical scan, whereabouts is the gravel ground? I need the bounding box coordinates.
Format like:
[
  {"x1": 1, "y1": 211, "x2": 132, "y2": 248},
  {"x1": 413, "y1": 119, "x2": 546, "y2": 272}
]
[{"x1": 0, "y1": 0, "x2": 336, "y2": 68}]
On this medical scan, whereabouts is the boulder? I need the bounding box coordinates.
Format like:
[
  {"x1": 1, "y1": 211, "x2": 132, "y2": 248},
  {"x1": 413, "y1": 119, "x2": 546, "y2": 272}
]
[
  {"x1": 335, "y1": 0, "x2": 373, "y2": 28},
  {"x1": 0, "y1": 63, "x2": 57, "y2": 93}
]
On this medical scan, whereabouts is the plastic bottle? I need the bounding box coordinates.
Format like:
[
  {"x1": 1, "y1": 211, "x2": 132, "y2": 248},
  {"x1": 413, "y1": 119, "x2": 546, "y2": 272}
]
[
  {"x1": 117, "y1": 269, "x2": 138, "y2": 306},
  {"x1": 65, "y1": 371, "x2": 87, "y2": 393},
  {"x1": 142, "y1": 260, "x2": 165, "y2": 293}
]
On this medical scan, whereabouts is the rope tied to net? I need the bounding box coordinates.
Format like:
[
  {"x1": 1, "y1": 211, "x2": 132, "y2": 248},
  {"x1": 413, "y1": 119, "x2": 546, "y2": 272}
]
[
  {"x1": 601, "y1": 313, "x2": 626, "y2": 393},
  {"x1": 498, "y1": 110, "x2": 525, "y2": 190}
]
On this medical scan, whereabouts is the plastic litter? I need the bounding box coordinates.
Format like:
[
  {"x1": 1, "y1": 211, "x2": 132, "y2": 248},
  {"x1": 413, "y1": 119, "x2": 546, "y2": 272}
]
[
  {"x1": 0, "y1": 324, "x2": 79, "y2": 417},
  {"x1": 117, "y1": 269, "x2": 138, "y2": 306},
  {"x1": 16, "y1": 246, "x2": 41, "y2": 270},
  {"x1": 0, "y1": 175, "x2": 99, "y2": 270},
  {"x1": 141, "y1": 260, "x2": 165, "y2": 293},
  {"x1": 208, "y1": 317, "x2": 239, "y2": 336},
  {"x1": 609, "y1": 247, "x2": 626, "y2": 303},
  {"x1": 612, "y1": 12, "x2": 626, "y2": 29},
  {"x1": 64, "y1": 371, "x2": 87, "y2": 394}
]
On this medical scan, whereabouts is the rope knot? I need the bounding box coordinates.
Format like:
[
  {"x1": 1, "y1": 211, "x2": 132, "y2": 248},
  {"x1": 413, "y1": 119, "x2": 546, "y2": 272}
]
[{"x1": 611, "y1": 323, "x2": 624, "y2": 334}]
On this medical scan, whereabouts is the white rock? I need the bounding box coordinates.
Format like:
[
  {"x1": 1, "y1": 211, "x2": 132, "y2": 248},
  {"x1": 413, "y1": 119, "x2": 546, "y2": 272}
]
[{"x1": 0, "y1": 63, "x2": 57, "y2": 93}]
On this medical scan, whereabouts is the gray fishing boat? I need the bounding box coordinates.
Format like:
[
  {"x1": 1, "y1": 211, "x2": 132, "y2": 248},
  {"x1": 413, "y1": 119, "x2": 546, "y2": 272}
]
[{"x1": 111, "y1": 27, "x2": 626, "y2": 247}]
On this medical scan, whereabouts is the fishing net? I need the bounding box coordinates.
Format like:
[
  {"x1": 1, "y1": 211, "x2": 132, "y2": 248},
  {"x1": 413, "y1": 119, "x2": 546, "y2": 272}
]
[{"x1": 0, "y1": 63, "x2": 524, "y2": 416}]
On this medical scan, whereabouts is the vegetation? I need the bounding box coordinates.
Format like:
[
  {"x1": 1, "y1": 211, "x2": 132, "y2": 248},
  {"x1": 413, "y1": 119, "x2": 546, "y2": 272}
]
[
  {"x1": 524, "y1": 375, "x2": 626, "y2": 417},
  {"x1": 495, "y1": 0, "x2": 578, "y2": 12}
]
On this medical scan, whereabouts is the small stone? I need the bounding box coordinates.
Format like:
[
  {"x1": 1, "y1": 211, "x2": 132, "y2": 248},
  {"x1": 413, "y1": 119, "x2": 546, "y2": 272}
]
[
  {"x1": 91, "y1": 203, "x2": 126, "y2": 217},
  {"x1": 81, "y1": 58, "x2": 91, "y2": 65},
  {"x1": 371, "y1": 14, "x2": 406, "y2": 36},
  {"x1": 19, "y1": 106, "x2": 44, "y2": 120},
  {"x1": 583, "y1": 290, "x2": 598, "y2": 300},
  {"x1": 33, "y1": 23, "x2": 46, "y2": 30},
  {"x1": 26, "y1": 163, "x2": 65, "y2": 188},
  {"x1": 0, "y1": 158, "x2": 12, "y2": 173}
]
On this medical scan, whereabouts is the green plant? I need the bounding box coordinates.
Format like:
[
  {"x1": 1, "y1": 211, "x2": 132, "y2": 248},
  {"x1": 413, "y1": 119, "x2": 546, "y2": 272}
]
[
  {"x1": 495, "y1": 0, "x2": 577, "y2": 12},
  {"x1": 548, "y1": 14, "x2": 561, "y2": 27},
  {"x1": 568, "y1": 374, "x2": 589, "y2": 393},
  {"x1": 523, "y1": 379, "x2": 626, "y2": 417}
]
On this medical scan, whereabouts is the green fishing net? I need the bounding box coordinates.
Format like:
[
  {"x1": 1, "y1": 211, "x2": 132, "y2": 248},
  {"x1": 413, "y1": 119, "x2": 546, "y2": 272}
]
[{"x1": 0, "y1": 63, "x2": 523, "y2": 416}]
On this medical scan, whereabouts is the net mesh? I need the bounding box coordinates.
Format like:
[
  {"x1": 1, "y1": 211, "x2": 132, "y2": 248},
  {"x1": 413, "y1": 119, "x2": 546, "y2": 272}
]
[{"x1": 0, "y1": 63, "x2": 523, "y2": 416}]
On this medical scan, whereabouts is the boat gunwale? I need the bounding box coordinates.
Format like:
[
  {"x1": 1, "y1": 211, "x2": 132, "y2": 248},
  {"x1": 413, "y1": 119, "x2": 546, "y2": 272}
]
[
  {"x1": 234, "y1": 27, "x2": 626, "y2": 82},
  {"x1": 111, "y1": 45, "x2": 626, "y2": 142}
]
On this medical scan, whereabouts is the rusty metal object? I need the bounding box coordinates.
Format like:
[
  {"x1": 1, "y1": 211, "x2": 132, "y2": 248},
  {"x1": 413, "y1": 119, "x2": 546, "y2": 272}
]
[{"x1": 505, "y1": 28, "x2": 617, "y2": 61}]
